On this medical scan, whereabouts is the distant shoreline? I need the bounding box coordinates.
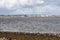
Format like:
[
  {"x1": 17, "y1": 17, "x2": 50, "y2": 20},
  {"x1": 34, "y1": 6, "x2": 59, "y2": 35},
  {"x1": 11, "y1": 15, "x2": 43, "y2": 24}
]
[{"x1": 0, "y1": 15, "x2": 60, "y2": 18}]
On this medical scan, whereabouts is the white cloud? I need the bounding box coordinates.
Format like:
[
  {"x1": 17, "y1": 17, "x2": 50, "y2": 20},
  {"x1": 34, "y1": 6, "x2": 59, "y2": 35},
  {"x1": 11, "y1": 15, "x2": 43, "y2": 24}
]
[
  {"x1": 35, "y1": 5, "x2": 60, "y2": 12},
  {"x1": 10, "y1": 8, "x2": 34, "y2": 15},
  {"x1": 0, "y1": 0, "x2": 5, "y2": 8},
  {"x1": 13, "y1": 5, "x2": 60, "y2": 15},
  {"x1": 19, "y1": 0, "x2": 30, "y2": 5},
  {"x1": 0, "y1": 0, "x2": 60, "y2": 15},
  {"x1": 5, "y1": 0, "x2": 18, "y2": 9},
  {"x1": 36, "y1": 0, "x2": 44, "y2": 4},
  {"x1": 0, "y1": 0, "x2": 44, "y2": 9},
  {"x1": 19, "y1": 0, "x2": 44, "y2": 5},
  {"x1": 0, "y1": 0, "x2": 18, "y2": 9}
]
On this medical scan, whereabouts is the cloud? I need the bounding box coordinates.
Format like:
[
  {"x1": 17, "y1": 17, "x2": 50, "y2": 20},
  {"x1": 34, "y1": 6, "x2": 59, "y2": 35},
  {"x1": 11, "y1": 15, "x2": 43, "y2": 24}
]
[
  {"x1": 34, "y1": 5, "x2": 60, "y2": 15},
  {"x1": 0, "y1": 0, "x2": 5, "y2": 8},
  {"x1": 0, "y1": 0, "x2": 18, "y2": 9},
  {"x1": 5, "y1": 0, "x2": 18, "y2": 9},
  {"x1": 36, "y1": 0, "x2": 44, "y2": 4},
  {"x1": 35, "y1": 5, "x2": 59, "y2": 12},
  {"x1": 0, "y1": 0, "x2": 44, "y2": 9},
  {"x1": 9, "y1": 7, "x2": 34, "y2": 15},
  {"x1": 0, "y1": 0, "x2": 60, "y2": 15},
  {"x1": 45, "y1": 0, "x2": 60, "y2": 6},
  {"x1": 10, "y1": 5, "x2": 60, "y2": 15}
]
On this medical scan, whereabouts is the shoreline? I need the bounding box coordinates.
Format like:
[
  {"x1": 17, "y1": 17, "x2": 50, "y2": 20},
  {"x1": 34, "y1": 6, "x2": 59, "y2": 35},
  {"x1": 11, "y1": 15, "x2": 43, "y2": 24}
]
[{"x1": 0, "y1": 32, "x2": 60, "y2": 40}]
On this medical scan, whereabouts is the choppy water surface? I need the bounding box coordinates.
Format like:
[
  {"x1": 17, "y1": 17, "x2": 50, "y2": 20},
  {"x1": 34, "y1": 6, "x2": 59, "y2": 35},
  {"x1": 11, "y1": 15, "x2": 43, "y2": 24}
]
[{"x1": 0, "y1": 16, "x2": 60, "y2": 33}]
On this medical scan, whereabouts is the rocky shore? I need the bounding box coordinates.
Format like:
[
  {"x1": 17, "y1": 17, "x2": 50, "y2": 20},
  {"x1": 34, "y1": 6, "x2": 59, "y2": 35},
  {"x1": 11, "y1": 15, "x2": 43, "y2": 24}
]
[{"x1": 0, "y1": 32, "x2": 60, "y2": 40}]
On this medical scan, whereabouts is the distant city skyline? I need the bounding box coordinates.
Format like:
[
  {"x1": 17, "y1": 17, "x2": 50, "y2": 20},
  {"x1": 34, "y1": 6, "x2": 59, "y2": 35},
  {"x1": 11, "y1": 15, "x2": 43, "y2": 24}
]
[{"x1": 0, "y1": 0, "x2": 60, "y2": 15}]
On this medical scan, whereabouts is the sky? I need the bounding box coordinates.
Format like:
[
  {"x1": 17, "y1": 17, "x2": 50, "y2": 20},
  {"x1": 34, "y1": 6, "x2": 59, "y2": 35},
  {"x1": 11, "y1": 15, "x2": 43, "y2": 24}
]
[{"x1": 0, "y1": 0, "x2": 60, "y2": 15}]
